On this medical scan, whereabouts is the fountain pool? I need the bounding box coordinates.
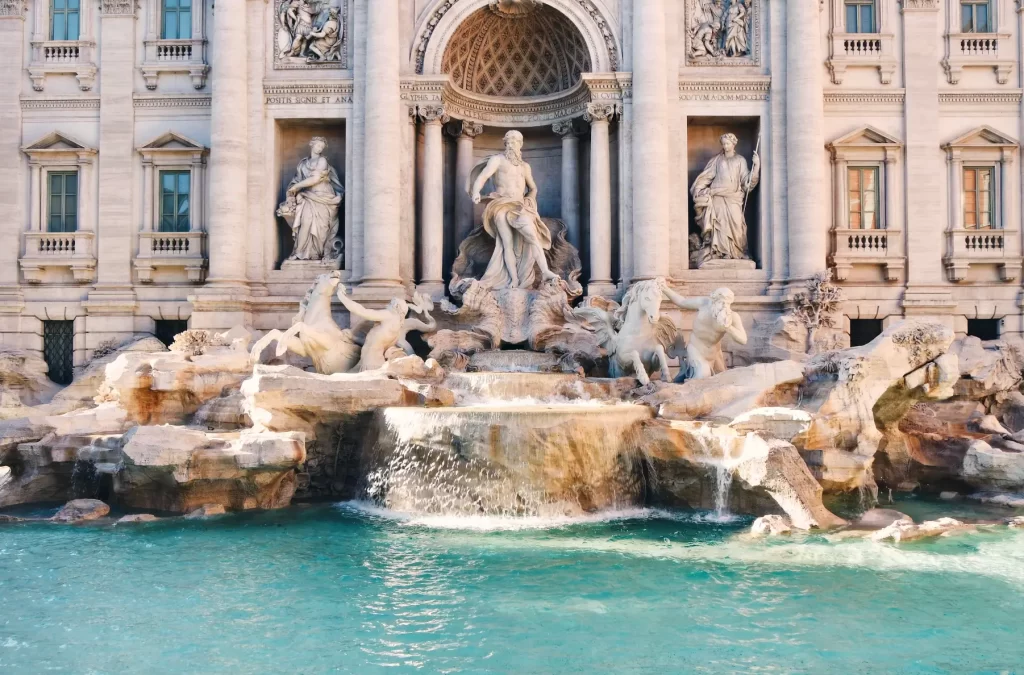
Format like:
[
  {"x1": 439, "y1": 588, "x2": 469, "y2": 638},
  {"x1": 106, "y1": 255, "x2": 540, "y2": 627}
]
[{"x1": 1, "y1": 502, "x2": 1023, "y2": 673}]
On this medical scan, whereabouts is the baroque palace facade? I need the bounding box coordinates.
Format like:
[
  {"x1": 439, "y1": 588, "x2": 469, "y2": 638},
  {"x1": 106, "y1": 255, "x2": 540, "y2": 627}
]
[{"x1": 1, "y1": 0, "x2": 1023, "y2": 378}]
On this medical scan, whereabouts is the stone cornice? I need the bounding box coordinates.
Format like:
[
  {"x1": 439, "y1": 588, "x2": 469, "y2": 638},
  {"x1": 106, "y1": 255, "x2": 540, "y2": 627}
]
[
  {"x1": 939, "y1": 90, "x2": 1023, "y2": 105},
  {"x1": 678, "y1": 77, "x2": 771, "y2": 101},
  {"x1": 823, "y1": 89, "x2": 906, "y2": 107},
  {"x1": 21, "y1": 97, "x2": 100, "y2": 110},
  {"x1": 441, "y1": 79, "x2": 592, "y2": 126},
  {"x1": 134, "y1": 94, "x2": 212, "y2": 108}
]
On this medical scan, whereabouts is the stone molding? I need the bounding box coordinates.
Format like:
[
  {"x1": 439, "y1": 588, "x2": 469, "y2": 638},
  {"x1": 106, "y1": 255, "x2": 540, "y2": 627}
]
[
  {"x1": 415, "y1": 0, "x2": 619, "y2": 75},
  {"x1": 583, "y1": 102, "x2": 617, "y2": 122},
  {"x1": 678, "y1": 77, "x2": 770, "y2": 101},
  {"x1": 684, "y1": 0, "x2": 762, "y2": 67},
  {"x1": 101, "y1": 0, "x2": 137, "y2": 15},
  {"x1": 263, "y1": 82, "x2": 355, "y2": 106},
  {"x1": 273, "y1": 0, "x2": 348, "y2": 70},
  {"x1": 823, "y1": 89, "x2": 905, "y2": 113},
  {"x1": 939, "y1": 91, "x2": 1023, "y2": 106},
  {"x1": 21, "y1": 97, "x2": 101, "y2": 110},
  {"x1": 447, "y1": 120, "x2": 484, "y2": 139},
  {"x1": 134, "y1": 94, "x2": 212, "y2": 108},
  {"x1": 0, "y1": 0, "x2": 25, "y2": 17}
]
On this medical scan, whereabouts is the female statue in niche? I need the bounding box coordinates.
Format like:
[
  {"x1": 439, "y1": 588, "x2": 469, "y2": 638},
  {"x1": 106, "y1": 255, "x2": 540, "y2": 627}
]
[
  {"x1": 278, "y1": 136, "x2": 344, "y2": 263},
  {"x1": 690, "y1": 132, "x2": 759, "y2": 266}
]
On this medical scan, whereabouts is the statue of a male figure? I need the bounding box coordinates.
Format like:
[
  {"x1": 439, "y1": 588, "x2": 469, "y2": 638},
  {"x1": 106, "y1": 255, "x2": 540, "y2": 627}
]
[
  {"x1": 663, "y1": 285, "x2": 748, "y2": 381},
  {"x1": 468, "y1": 130, "x2": 559, "y2": 291}
]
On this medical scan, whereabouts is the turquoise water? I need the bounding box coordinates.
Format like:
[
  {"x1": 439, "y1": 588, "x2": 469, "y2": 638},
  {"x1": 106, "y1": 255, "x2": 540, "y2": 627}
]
[{"x1": 1, "y1": 503, "x2": 1023, "y2": 674}]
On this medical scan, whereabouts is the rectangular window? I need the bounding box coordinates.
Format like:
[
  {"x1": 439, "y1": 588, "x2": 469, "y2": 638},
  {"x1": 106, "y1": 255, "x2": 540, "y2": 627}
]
[
  {"x1": 159, "y1": 170, "x2": 191, "y2": 233},
  {"x1": 847, "y1": 167, "x2": 879, "y2": 229},
  {"x1": 961, "y1": 0, "x2": 992, "y2": 32},
  {"x1": 47, "y1": 171, "x2": 78, "y2": 233},
  {"x1": 849, "y1": 319, "x2": 884, "y2": 348},
  {"x1": 967, "y1": 318, "x2": 1001, "y2": 341},
  {"x1": 162, "y1": 0, "x2": 192, "y2": 39},
  {"x1": 154, "y1": 319, "x2": 189, "y2": 348},
  {"x1": 845, "y1": 0, "x2": 876, "y2": 33},
  {"x1": 963, "y1": 167, "x2": 995, "y2": 230},
  {"x1": 50, "y1": 0, "x2": 81, "y2": 41},
  {"x1": 43, "y1": 320, "x2": 75, "y2": 386}
]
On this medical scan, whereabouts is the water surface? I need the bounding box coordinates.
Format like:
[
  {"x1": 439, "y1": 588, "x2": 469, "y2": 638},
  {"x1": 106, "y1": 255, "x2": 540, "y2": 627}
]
[{"x1": 1, "y1": 503, "x2": 1022, "y2": 674}]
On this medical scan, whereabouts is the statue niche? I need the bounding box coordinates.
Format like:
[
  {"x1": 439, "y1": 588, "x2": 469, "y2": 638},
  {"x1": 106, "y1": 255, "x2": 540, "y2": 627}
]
[{"x1": 277, "y1": 135, "x2": 344, "y2": 267}]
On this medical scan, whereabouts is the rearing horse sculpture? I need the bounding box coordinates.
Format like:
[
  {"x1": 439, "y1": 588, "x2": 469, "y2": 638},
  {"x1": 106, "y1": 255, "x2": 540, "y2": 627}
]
[
  {"x1": 575, "y1": 278, "x2": 677, "y2": 386},
  {"x1": 249, "y1": 272, "x2": 363, "y2": 375}
]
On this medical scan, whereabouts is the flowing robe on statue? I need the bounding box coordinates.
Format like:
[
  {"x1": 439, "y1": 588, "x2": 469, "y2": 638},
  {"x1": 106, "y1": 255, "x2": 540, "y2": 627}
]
[
  {"x1": 287, "y1": 158, "x2": 343, "y2": 261},
  {"x1": 691, "y1": 152, "x2": 758, "y2": 260},
  {"x1": 478, "y1": 194, "x2": 553, "y2": 290}
]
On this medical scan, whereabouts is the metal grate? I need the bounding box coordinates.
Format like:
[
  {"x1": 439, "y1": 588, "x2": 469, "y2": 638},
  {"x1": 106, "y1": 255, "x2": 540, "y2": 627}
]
[
  {"x1": 43, "y1": 320, "x2": 75, "y2": 385},
  {"x1": 155, "y1": 319, "x2": 189, "y2": 347}
]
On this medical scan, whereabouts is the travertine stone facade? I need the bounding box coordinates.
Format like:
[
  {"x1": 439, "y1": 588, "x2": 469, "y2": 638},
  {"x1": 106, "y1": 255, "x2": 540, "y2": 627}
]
[{"x1": 5, "y1": 0, "x2": 1024, "y2": 364}]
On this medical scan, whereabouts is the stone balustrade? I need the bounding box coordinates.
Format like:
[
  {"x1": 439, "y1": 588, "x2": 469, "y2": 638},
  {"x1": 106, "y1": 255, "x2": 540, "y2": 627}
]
[
  {"x1": 943, "y1": 32, "x2": 1014, "y2": 84},
  {"x1": 28, "y1": 40, "x2": 96, "y2": 91},
  {"x1": 944, "y1": 228, "x2": 1021, "y2": 282},
  {"x1": 19, "y1": 231, "x2": 97, "y2": 283},
  {"x1": 826, "y1": 32, "x2": 896, "y2": 84},
  {"x1": 830, "y1": 228, "x2": 905, "y2": 282},
  {"x1": 135, "y1": 231, "x2": 207, "y2": 283}
]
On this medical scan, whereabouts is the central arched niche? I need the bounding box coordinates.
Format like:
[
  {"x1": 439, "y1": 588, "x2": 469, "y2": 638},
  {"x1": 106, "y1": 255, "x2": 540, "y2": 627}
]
[{"x1": 441, "y1": 2, "x2": 592, "y2": 98}]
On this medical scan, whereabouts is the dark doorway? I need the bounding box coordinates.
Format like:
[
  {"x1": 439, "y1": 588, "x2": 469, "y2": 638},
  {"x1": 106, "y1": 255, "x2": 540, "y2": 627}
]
[
  {"x1": 155, "y1": 319, "x2": 189, "y2": 348},
  {"x1": 967, "y1": 318, "x2": 1000, "y2": 341},
  {"x1": 849, "y1": 319, "x2": 883, "y2": 348},
  {"x1": 43, "y1": 320, "x2": 75, "y2": 385}
]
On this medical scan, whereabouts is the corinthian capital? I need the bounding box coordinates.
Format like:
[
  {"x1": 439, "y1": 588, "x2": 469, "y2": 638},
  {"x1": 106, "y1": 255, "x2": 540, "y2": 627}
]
[
  {"x1": 552, "y1": 120, "x2": 578, "y2": 138},
  {"x1": 417, "y1": 104, "x2": 449, "y2": 125},
  {"x1": 584, "y1": 103, "x2": 618, "y2": 123},
  {"x1": 446, "y1": 120, "x2": 484, "y2": 140}
]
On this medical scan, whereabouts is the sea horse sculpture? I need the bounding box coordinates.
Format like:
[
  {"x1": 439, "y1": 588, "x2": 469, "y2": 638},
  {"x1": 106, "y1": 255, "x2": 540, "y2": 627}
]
[{"x1": 574, "y1": 278, "x2": 677, "y2": 385}]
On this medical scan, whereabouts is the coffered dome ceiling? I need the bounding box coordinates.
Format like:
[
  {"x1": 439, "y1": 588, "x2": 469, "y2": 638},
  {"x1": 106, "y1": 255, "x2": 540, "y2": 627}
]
[{"x1": 442, "y1": 4, "x2": 592, "y2": 99}]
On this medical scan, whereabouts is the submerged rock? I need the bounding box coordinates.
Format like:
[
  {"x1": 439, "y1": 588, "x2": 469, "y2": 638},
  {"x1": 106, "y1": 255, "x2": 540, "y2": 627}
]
[
  {"x1": 116, "y1": 514, "x2": 160, "y2": 524},
  {"x1": 1006, "y1": 516, "x2": 1024, "y2": 528},
  {"x1": 871, "y1": 517, "x2": 966, "y2": 543},
  {"x1": 52, "y1": 499, "x2": 110, "y2": 523},
  {"x1": 851, "y1": 508, "x2": 913, "y2": 531},
  {"x1": 751, "y1": 515, "x2": 792, "y2": 536},
  {"x1": 186, "y1": 504, "x2": 226, "y2": 519},
  {"x1": 962, "y1": 440, "x2": 1024, "y2": 492}
]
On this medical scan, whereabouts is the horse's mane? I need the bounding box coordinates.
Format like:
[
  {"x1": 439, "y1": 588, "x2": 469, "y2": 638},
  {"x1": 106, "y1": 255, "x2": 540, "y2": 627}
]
[
  {"x1": 294, "y1": 273, "x2": 334, "y2": 324},
  {"x1": 612, "y1": 279, "x2": 661, "y2": 328}
]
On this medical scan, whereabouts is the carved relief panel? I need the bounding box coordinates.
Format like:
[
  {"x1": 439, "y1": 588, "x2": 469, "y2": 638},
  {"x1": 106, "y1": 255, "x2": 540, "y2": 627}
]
[
  {"x1": 274, "y1": 0, "x2": 347, "y2": 69},
  {"x1": 685, "y1": 0, "x2": 760, "y2": 67}
]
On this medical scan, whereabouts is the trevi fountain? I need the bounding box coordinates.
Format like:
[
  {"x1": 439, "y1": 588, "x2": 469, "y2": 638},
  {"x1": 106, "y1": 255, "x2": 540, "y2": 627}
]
[{"x1": 2, "y1": 0, "x2": 1024, "y2": 672}]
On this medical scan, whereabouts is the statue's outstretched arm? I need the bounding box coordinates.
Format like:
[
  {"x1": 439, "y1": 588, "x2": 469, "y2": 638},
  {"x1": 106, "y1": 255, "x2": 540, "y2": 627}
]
[
  {"x1": 470, "y1": 156, "x2": 500, "y2": 201},
  {"x1": 663, "y1": 285, "x2": 704, "y2": 311},
  {"x1": 336, "y1": 286, "x2": 392, "y2": 323}
]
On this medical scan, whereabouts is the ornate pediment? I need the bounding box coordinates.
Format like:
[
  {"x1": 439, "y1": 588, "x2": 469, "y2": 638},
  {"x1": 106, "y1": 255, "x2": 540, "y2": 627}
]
[
  {"x1": 828, "y1": 125, "x2": 903, "y2": 150},
  {"x1": 943, "y1": 125, "x2": 1019, "y2": 150},
  {"x1": 22, "y1": 131, "x2": 94, "y2": 154}
]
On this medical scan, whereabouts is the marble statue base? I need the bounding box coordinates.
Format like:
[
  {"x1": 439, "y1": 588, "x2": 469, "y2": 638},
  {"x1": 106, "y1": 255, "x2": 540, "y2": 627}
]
[
  {"x1": 698, "y1": 258, "x2": 757, "y2": 271},
  {"x1": 281, "y1": 258, "x2": 342, "y2": 274}
]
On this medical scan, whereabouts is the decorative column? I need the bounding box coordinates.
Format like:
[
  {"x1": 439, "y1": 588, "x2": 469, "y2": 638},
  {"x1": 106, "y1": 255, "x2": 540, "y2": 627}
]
[
  {"x1": 357, "y1": 0, "x2": 403, "y2": 300},
  {"x1": 84, "y1": 0, "x2": 140, "y2": 349},
  {"x1": 831, "y1": 151, "x2": 848, "y2": 231},
  {"x1": 901, "y1": 0, "x2": 951, "y2": 315},
  {"x1": 631, "y1": 0, "x2": 671, "y2": 281},
  {"x1": 418, "y1": 104, "x2": 449, "y2": 300},
  {"x1": 205, "y1": 0, "x2": 248, "y2": 286},
  {"x1": 948, "y1": 150, "x2": 963, "y2": 232},
  {"x1": 0, "y1": 0, "x2": 25, "y2": 309},
  {"x1": 553, "y1": 120, "x2": 581, "y2": 250},
  {"x1": 28, "y1": 162, "x2": 41, "y2": 231},
  {"x1": 449, "y1": 120, "x2": 484, "y2": 247},
  {"x1": 142, "y1": 160, "x2": 155, "y2": 232},
  {"x1": 786, "y1": 0, "x2": 827, "y2": 281},
  {"x1": 585, "y1": 104, "x2": 617, "y2": 296}
]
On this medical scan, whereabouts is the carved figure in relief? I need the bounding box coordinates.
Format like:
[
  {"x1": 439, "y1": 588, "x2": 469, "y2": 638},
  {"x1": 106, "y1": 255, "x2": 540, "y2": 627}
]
[
  {"x1": 249, "y1": 272, "x2": 362, "y2": 375},
  {"x1": 689, "y1": 0, "x2": 725, "y2": 58},
  {"x1": 724, "y1": 0, "x2": 750, "y2": 57},
  {"x1": 307, "y1": 7, "x2": 342, "y2": 62},
  {"x1": 335, "y1": 286, "x2": 437, "y2": 372},
  {"x1": 468, "y1": 130, "x2": 559, "y2": 291},
  {"x1": 663, "y1": 286, "x2": 748, "y2": 381},
  {"x1": 690, "y1": 133, "x2": 759, "y2": 266},
  {"x1": 575, "y1": 279, "x2": 677, "y2": 386},
  {"x1": 277, "y1": 136, "x2": 344, "y2": 263}
]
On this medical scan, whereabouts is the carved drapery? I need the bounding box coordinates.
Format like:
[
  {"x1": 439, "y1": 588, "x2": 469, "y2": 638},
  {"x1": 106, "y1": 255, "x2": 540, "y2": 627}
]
[
  {"x1": 685, "y1": 0, "x2": 761, "y2": 66},
  {"x1": 274, "y1": 0, "x2": 348, "y2": 69}
]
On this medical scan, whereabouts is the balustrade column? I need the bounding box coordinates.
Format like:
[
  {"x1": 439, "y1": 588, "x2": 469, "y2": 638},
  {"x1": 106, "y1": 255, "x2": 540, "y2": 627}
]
[
  {"x1": 586, "y1": 104, "x2": 616, "y2": 296},
  {"x1": 786, "y1": 0, "x2": 827, "y2": 280},
  {"x1": 631, "y1": 0, "x2": 671, "y2": 280},
  {"x1": 357, "y1": 0, "x2": 403, "y2": 299},
  {"x1": 450, "y1": 121, "x2": 484, "y2": 247},
  {"x1": 418, "y1": 105, "x2": 449, "y2": 300},
  {"x1": 553, "y1": 120, "x2": 581, "y2": 250}
]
